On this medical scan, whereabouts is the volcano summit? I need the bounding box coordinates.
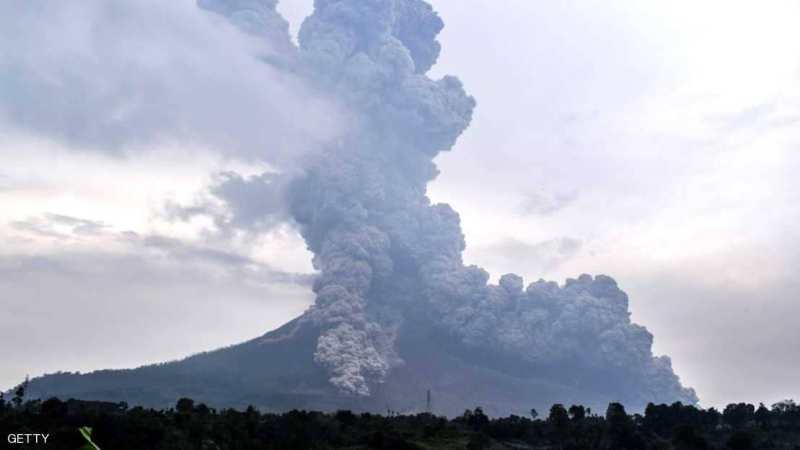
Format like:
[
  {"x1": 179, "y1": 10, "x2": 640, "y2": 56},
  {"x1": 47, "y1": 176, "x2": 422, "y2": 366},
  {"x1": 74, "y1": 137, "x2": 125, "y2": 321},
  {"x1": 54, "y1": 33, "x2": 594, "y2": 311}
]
[{"x1": 26, "y1": 0, "x2": 696, "y2": 416}]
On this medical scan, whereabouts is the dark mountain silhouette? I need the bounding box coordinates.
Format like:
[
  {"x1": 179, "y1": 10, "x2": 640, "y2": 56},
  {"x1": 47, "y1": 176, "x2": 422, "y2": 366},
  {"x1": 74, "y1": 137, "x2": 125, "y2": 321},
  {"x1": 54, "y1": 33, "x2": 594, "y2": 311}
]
[{"x1": 28, "y1": 312, "x2": 672, "y2": 417}]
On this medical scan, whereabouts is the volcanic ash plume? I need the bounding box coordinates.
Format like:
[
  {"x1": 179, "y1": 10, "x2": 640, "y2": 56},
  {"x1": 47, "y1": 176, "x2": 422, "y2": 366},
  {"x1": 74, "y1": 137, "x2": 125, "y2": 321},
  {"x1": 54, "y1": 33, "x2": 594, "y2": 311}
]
[{"x1": 206, "y1": 0, "x2": 698, "y2": 404}]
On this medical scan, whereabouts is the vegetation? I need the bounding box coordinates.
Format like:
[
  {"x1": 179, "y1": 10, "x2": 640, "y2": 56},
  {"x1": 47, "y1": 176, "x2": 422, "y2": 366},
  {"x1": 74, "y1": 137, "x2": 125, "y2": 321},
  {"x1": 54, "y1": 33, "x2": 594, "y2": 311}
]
[{"x1": 2, "y1": 384, "x2": 800, "y2": 449}]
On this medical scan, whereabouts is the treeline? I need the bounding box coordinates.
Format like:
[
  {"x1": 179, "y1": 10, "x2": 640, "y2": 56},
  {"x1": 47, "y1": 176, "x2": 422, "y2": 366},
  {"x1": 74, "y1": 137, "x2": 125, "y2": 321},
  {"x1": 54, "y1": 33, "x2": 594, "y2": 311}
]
[{"x1": 2, "y1": 391, "x2": 799, "y2": 449}]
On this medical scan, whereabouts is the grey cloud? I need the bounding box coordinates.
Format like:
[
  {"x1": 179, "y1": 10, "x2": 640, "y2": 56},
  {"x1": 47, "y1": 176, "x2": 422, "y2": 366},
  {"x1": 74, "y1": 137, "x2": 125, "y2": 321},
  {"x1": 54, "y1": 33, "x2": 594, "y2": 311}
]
[
  {"x1": 134, "y1": 234, "x2": 314, "y2": 287},
  {"x1": 10, "y1": 213, "x2": 109, "y2": 240},
  {"x1": 10, "y1": 220, "x2": 71, "y2": 240},
  {"x1": 140, "y1": 234, "x2": 252, "y2": 266},
  {"x1": 198, "y1": 0, "x2": 295, "y2": 54},
  {"x1": 473, "y1": 237, "x2": 583, "y2": 273},
  {"x1": 7, "y1": 213, "x2": 312, "y2": 287},
  {"x1": 44, "y1": 214, "x2": 110, "y2": 236},
  {"x1": 166, "y1": 171, "x2": 292, "y2": 235},
  {"x1": 440, "y1": 274, "x2": 696, "y2": 406},
  {"x1": 284, "y1": 0, "x2": 475, "y2": 395},
  {"x1": 517, "y1": 189, "x2": 579, "y2": 216},
  {"x1": 0, "y1": 0, "x2": 341, "y2": 165},
  {"x1": 211, "y1": 172, "x2": 290, "y2": 229}
]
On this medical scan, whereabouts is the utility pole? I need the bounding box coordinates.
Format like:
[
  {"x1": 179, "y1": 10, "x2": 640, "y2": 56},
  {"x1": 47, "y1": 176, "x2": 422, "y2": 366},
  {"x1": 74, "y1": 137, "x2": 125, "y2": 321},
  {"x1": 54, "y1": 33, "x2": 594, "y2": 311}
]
[{"x1": 426, "y1": 389, "x2": 431, "y2": 414}]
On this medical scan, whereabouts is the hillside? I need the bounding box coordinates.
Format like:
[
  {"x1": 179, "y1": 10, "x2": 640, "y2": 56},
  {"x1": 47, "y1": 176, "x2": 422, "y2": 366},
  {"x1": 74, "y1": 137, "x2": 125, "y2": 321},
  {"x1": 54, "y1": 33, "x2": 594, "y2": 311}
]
[{"x1": 26, "y1": 312, "x2": 656, "y2": 417}]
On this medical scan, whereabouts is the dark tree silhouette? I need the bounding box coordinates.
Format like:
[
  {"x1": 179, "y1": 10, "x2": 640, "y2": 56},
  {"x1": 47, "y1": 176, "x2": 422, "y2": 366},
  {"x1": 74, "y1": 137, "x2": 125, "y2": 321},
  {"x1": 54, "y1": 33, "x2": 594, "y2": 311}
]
[
  {"x1": 726, "y1": 431, "x2": 754, "y2": 450},
  {"x1": 1, "y1": 397, "x2": 799, "y2": 449},
  {"x1": 754, "y1": 403, "x2": 771, "y2": 430},
  {"x1": 11, "y1": 376, "x2": 28, "y2": 408},
  {"x1": 466, "y1": 432, "x2": 491, "y2": 450},
  {"x1": 175, "y1": 397, "x2": 194, "y2": 414},
  {"x1": 569, "y1": 404, "x2": 586, "y2": 421},
  {"x1": 724, "y1": 403, "x2": 755, "y2": 429}
]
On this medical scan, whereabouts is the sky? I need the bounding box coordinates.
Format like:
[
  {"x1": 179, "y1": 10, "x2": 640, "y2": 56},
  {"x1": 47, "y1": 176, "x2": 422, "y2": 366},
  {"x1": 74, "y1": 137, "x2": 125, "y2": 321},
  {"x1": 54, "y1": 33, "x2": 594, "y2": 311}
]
[{"x1": 2, "y1": 0, "x2": 799, "y2": 409}]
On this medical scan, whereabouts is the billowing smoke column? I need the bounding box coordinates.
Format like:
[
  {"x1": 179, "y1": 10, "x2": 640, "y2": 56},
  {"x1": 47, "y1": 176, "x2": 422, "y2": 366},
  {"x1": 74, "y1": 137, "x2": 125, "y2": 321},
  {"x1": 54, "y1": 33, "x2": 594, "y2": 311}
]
[
  {"x1": 290, "y1": 0, "x2": 479, "y2": 395},
  {"x1": 204, "y1": 0, "x2": 698, "y2": 404}
]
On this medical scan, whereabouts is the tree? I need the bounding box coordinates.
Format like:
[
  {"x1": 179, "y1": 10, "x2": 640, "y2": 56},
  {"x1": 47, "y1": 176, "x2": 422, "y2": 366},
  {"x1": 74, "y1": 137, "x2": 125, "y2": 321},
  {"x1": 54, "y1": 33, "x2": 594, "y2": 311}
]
[
  {"x1": 468, "y1": 407, "x2": 489, "y2": 431},
  {"x1": 569, "y1": 404, "x2": 586, "y2": 421},
  {"x1": 336, "y1": 409, "x2": 357, "y2": 429},
  {"x1": 606, "y1": 403, "x2": 643, "y2": 449},
  {"x1": 11, "y1": 376, "x2": 28, "y2": 408},
  {"x1": 705, "y1": 407, "x2": 722, "y2": 428},
  {"x1": 754, "y1": 403, "x2": 770, "y2": 429},
  {"x1": 771, "y1": 400, "x2": 799, "y2": 428},
  {"x1": 723, "y1": 403, "x2": 755, "y2": 429},
  {"x1": 176, "y1": 397, "x2": 195, "y2": 414},
  {"x1": 606, "y1": 403, "x2": 630, "y2": 430},
  {"x1": 41, "y1": 397, "x2": 67, "y2": 418},
  {"x1": 672, "y1": 424, "x2": 710, "y2": 450},
  {"x1": 530, "y1": 408, "x2": 539, "y2": 420},
  {"x1": 726, "y1": 431, "x2": 754, "y2": 450},
  {"x1": 771, "y1": 399, "x2": 797, "y2": 414},
  {"x1": 549, "y1": 404, "x2": 570, "y2": 445},
  {"x1": 549, "y1": 404, "x2": 570, "y2": 427}
]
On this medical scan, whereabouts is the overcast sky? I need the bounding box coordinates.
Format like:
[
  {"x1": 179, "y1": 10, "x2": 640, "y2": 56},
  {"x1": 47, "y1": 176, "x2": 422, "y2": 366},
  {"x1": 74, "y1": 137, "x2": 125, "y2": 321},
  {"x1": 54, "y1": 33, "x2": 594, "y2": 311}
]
[{"x1": 2, "y1": 0, "x2": 799, "y2": 409}]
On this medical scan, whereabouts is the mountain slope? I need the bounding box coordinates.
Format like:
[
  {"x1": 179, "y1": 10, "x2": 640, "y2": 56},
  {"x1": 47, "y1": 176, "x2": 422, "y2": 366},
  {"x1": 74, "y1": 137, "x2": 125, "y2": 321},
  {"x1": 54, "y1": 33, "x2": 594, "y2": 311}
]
[{"x1": 27, "y1": 312, "x2": 666, "y2": 417}]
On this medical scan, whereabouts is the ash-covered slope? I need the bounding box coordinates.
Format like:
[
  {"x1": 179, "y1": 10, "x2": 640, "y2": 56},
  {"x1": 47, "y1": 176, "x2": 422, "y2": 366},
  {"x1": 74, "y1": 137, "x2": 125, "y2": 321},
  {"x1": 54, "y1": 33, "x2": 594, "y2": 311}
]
[{"x1": 27, "y1": 0, "x2": 698, "y2": 415}]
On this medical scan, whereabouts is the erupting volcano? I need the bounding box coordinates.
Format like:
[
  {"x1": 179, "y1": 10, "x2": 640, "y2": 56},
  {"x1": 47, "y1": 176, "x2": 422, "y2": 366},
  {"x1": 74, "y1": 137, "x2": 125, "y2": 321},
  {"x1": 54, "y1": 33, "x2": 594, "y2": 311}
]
[{"x1": 27, "y1": 0, "x2": 696, "y2": 416}]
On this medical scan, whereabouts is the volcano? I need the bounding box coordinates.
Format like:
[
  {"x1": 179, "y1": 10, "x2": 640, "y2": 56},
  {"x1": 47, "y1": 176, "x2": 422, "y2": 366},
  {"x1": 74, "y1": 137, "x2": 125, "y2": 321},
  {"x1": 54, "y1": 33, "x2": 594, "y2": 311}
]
[
  {"x1": 27, "y1": 281, "x2": 687, "y2": 418},
  {"x1": 25, "y1": 0, "x2": 698, "y2": 416}
]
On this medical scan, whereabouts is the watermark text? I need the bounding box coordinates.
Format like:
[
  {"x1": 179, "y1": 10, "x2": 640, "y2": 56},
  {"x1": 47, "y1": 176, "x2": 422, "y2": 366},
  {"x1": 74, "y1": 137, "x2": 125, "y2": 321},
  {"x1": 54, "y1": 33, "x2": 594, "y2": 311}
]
[{"x1": 7, "y1": 433, "x2": 50, "y2": 445}]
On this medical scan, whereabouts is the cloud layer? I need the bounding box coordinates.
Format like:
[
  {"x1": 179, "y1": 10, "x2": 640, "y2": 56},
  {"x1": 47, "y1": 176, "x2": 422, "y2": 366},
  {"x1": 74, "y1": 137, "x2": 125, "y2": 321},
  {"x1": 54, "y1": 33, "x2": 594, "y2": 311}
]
[{"x1": 0, "y1": 0, "x2": 341, "y2": 164}]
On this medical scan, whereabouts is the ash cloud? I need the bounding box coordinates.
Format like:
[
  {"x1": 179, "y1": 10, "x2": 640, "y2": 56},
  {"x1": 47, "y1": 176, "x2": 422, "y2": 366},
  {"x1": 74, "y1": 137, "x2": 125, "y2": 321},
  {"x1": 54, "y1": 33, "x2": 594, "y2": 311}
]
[
  {"x1": 165, "y1": 171, "x2": 293, "y2": 236},
  {"x1": 199, "y1": 0, "x2": 693, "y2": 404},
  {"x1": 3, "y1": 0, "x2": 697, "y2": 406},
  {"x1": 0, "y1": 0, "x2": 341, "y2": 165}
]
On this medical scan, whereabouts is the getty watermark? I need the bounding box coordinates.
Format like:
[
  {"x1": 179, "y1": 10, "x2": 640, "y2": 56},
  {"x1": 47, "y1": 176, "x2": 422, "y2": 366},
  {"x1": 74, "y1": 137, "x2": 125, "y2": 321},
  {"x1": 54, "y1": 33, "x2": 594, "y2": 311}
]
[
  {"x1": 7, "y1": 433, "x2": 50, "y2": 445},
  {"x1": 6, "y1": 427, "x2": 100, "y2": 447}
]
